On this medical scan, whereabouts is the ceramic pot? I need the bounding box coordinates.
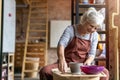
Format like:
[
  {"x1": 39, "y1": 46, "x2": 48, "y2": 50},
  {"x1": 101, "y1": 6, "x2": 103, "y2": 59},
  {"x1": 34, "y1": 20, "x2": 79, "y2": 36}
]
[{"x1": 69, "y1": 62, "x2": 83, "y2": 74}]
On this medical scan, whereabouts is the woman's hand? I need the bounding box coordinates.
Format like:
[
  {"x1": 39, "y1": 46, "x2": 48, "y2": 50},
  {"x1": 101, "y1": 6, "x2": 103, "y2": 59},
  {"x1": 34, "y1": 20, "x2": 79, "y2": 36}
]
[
  {"x1": 84, "y1": 56, "x2": 94, "y2": 65},
  {"x1": 58, "y1": 59, "x2": 68, "y2": 73},
  {"x1": 57, "y1": 45, "x2": 68, "y2": 73},
  {"x1": 84, "y1": 60, "x2": 91, "y2": 65}
]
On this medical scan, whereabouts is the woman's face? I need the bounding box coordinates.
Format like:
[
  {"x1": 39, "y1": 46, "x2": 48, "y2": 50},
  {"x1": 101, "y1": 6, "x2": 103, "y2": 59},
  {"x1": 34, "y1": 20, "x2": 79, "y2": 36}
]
[{"x1": 84, "y1": 22, "x2": 98, "y2": 33}]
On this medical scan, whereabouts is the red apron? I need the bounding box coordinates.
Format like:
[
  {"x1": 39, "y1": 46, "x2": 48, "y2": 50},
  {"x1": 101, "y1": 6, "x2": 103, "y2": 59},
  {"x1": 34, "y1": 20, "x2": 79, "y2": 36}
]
[{"x1": 65, "y1": 36, "x2": 91, "y2": 63}]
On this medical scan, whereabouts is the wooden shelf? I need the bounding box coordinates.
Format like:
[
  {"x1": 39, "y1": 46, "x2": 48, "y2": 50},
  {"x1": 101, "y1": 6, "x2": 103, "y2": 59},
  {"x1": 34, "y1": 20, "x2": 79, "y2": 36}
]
[
  {"x1": 98, "y1": 41, "x2": 106, "y2": 43},
  {"x1": 2, "y1": 53, "x2": 14, "y2": 80},
  {"x1": 95, "y1": 57, "x2": 106, "y2": 61},
  {"x1": 78, "y1": 3, "x2": 106, "y2": 8},
  {"x1": 97, "y1": 31, "x2": 106, "y2": 34},
  {"x1": 2, "y1": 64, "x2": 7, "y2": 67}
]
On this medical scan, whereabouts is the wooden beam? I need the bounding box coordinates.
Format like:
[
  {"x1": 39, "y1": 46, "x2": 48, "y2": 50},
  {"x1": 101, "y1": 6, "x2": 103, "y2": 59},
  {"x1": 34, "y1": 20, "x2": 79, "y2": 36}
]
[{"x1": 111, "y1": 0, "x2": 119, "y2": 79}]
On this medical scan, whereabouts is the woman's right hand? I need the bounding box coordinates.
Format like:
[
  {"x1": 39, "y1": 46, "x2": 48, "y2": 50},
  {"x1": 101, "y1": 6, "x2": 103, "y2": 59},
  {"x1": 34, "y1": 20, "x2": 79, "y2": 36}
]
[
  {"x1": 58, "y1": 59, "x2": 68, "y2": 73},
  {"x1": 57, "y1": 45, "x2": 68, "y2": 73}
]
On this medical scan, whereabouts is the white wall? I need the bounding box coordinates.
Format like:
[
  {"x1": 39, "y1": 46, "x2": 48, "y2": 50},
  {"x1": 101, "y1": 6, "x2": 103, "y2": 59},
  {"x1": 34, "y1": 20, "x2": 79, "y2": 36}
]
[
  {"x1": 50, "y1": 20, "x2": 71, "y2": 48},
  {"x1": 3, "y1": 0, "x2": 16, "y2": 53}
]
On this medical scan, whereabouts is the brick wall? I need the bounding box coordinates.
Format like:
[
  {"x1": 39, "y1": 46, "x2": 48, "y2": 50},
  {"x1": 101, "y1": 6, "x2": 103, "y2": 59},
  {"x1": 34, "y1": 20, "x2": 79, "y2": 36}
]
[{"x1": 48, "y1": 0, "x2": 71, "y2": 20}]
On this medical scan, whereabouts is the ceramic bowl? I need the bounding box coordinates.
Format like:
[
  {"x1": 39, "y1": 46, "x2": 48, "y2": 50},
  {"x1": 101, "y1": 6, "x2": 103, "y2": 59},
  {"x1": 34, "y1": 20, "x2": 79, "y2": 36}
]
[{"x1": 80, "y1": 65, "x2": 104, "y2": 74}]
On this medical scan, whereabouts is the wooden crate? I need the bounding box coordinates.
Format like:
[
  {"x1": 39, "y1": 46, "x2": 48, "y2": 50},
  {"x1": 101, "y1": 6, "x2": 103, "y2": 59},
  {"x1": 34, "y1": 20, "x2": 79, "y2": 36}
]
[{"x1": 15, "y1": 42, "x2": 46, "y2": 68}]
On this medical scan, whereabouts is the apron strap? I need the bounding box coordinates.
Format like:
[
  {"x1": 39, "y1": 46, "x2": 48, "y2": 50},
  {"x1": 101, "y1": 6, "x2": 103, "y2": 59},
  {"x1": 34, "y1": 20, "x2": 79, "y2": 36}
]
[
  {"x1": 89, "y1": 33, "x2": 92, "y2": 40},
  {"x1": 73, "y1": 25, "x2": 77, "y2": 37}
]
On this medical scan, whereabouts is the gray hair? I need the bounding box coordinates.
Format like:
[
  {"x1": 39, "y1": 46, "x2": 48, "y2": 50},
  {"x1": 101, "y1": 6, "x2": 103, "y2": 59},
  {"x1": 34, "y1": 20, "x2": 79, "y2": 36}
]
[{"x1": 80, "y1": 7, "x2": 105, "y2": 27}]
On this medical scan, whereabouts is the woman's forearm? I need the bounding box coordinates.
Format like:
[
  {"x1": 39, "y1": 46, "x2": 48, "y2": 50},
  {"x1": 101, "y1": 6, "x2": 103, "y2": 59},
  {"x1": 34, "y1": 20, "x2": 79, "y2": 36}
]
[
  {"x1": 57, "y1": 45, "x2": 68, "y2": 73},
  {"x1": 57, "y1": 45, "x2": 65, "y2": 61}
]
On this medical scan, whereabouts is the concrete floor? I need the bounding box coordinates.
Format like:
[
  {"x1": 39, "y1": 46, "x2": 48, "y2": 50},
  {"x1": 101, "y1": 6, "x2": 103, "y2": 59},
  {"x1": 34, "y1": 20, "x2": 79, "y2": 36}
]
[
  {"x1": 14, "y1": 73, "x2": 39, "y2": 80},
  {"x1": 14, "y1": 78, "x2": 39, "y2": 80}
]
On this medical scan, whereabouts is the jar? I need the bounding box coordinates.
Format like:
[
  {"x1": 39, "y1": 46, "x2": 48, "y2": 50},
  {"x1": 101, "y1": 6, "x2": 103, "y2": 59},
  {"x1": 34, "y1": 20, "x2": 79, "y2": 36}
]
[
  {"x1": 95, "y1": 0, "x2": 105, "y2": 4},
  {"x1": 82, "y1": 0, "x2": 89, "y2": 4},
  {"x1": 89, "y1": 0, "x2": 95, "y2": 4}
]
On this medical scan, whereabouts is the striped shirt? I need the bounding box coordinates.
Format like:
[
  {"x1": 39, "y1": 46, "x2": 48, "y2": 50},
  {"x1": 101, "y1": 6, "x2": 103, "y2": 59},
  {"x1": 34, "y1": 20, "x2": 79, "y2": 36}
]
[{"x1": 58, "y1": 25, "x2": 98, "y2": 58}]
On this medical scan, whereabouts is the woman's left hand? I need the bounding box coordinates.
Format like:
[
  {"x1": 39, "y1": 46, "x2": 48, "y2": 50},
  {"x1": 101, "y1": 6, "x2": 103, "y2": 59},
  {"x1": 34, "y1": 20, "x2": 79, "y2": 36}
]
[
  {"x1": 84, "y1": 60, "x2": 91, "y2": 65},
  {"x1": 84, "y1": 56, "x2": 94, "y2": 65}
]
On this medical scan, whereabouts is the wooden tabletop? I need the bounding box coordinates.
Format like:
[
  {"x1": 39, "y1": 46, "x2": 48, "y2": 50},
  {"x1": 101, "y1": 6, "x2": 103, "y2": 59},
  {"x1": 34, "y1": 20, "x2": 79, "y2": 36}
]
[{"x1": 52, "y1": 68, "x2": 106, "y2": 78}]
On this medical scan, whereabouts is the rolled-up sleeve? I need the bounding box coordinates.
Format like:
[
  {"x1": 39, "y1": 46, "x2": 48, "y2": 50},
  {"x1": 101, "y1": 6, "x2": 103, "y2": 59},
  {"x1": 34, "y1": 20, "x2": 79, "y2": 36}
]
[
  {"x1": 58, "y1": 26, "x2": 74, "y2": 48},
  {"x1": 88, "y1": 32, "x2": 98, "y2": 58}
]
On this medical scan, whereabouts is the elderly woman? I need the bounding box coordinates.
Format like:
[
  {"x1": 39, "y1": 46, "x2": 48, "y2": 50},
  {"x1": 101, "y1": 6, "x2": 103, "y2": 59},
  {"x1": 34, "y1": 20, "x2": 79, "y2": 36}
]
[{"x1": 39, "y1": 7, "x2": 109, "y2": 80}]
